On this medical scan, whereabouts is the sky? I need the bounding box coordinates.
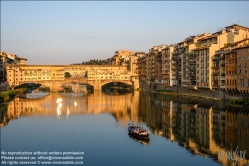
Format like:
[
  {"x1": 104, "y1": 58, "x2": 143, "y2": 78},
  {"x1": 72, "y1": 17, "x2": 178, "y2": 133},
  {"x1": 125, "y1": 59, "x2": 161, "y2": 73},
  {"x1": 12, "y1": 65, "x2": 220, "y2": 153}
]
[{"x1": 1, "y1": 1, "x2": 249, "y2": 65}]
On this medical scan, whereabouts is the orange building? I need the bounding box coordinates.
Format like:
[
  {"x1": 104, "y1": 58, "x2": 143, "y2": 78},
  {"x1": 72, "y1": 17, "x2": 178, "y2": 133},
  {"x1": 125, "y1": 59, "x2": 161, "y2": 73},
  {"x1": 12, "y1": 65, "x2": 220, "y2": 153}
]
[{"x1": 234, "y1": 45, "x2": 249, "y2": 91}]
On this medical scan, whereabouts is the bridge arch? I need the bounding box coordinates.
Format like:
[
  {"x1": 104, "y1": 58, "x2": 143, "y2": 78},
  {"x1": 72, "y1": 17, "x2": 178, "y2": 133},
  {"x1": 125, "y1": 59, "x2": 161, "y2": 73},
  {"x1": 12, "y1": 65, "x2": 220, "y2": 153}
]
[
  {"x1": 71, "y1": 72, "x2": 78, "y2": 78},
  {"x1": 78, "y1": 72, "x2": 86, "y2": 78},
  {"x1": 100, "y1": 80, "x2": 132, "y2": 88}
]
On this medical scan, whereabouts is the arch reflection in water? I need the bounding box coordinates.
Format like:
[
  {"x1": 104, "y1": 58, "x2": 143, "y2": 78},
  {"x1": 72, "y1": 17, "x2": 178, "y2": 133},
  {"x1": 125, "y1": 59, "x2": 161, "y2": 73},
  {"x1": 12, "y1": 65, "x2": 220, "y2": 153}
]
[{"x1": 128, "y1": 134, "x2": 150, "y2": 146}]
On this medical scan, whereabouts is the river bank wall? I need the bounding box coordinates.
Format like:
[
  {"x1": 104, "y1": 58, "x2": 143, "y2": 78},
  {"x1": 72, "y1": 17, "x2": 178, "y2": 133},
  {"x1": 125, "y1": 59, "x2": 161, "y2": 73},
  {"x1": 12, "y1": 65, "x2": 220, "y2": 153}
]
[{"x1": 139, "y1": 81, "x2": 249, "y2": 101}]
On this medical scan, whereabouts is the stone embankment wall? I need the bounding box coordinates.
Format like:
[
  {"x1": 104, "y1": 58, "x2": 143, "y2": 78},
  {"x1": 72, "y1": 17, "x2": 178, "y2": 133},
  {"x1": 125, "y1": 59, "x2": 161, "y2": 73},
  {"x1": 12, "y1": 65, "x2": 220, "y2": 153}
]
[
  {"x1": 0, "y1": 83, "x2": 9, "y2": 92},
  {"x1": 139, "y1": 81, "x2": 248, "y2": 100}
]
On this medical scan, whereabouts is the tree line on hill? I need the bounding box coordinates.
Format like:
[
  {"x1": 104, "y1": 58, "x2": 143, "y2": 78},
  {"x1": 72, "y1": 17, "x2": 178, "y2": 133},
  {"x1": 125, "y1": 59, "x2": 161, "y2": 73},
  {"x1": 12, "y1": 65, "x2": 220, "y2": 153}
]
[{"x1": 70, "y1": 59, "x2": 108, "y2": 65}]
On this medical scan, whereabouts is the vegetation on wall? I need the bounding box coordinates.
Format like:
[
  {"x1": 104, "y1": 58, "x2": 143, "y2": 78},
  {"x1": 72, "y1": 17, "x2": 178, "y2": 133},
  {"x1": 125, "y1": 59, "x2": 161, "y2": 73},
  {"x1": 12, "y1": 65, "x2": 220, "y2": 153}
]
[
  {"x1": 14, "y1": 83, "x2": 41, "y2": 90},
  {"x1": 0, "y1": 90, "x2": 17, "y2": 102},
  {"x1": 230, "y1": 98, "x2": 249, "y2": 105}
]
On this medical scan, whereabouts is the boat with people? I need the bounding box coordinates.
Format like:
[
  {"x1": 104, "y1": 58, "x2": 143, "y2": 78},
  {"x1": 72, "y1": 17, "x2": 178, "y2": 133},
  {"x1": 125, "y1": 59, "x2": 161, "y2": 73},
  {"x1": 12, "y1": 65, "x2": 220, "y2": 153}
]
[{"x1": 128, "y1": 123, "x2": 150, "y2": 139}]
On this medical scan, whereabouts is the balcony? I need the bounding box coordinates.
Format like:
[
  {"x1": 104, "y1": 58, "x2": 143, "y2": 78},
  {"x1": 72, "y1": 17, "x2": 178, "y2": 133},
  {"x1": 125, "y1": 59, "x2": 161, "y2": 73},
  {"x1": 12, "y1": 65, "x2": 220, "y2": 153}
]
[
  {"x1": 212, "y1": 72, "x2": 219, "y2": 76},
  {"x1": 215, "y1": 50, "x2": 224, "y2": 55},
  {"x1": 189, "y1": 66, "x2": 196, "y2": 70},
  {"x1": 172, "y1": 56, "x2": 178, "y2": 61},
  {"x1": 212, "y1": 65, "x2": 219, "y2": 69},
  {"x1": 188, "y1": 71, "x2": 196, "y2": 76},
  {"x1": 188, "y1": 59, "x2": 196, "y2": 64},
  {"x1": 190, "y1": 77, "x2": 196, "y2": 81},
  {"x1": 172, "y1": 51, "x2": 179, "y2": 55},
  {"x1": 188, "y1": 54, "x2": 196, "y2": 59},
  {"x1": 171, "y1": 76, "x2": 176, "y2": 80},
  {"x1": 212, "y1": 57, "x2": 220, "y2": 62},
  {"x1": 212, "y1": 83, "x2": 219, "y2": 88},
  {"x1": 221, "y1": 73, "x2": 225, "y2": 77}
]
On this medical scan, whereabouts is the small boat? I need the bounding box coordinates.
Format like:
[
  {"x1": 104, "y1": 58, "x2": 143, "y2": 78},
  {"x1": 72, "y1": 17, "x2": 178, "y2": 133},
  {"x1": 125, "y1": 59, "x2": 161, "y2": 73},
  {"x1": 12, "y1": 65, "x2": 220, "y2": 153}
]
[{"x1": 128, "y1": 123, "x2": 150, "y2": 138}]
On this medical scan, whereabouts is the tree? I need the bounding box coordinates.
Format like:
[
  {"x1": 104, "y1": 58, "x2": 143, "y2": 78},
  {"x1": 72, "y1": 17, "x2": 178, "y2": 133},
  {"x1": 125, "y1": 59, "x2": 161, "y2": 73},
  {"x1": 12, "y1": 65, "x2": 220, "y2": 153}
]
[{"x1": 64, "y1": 72, "x2": 71, "y2": 78}]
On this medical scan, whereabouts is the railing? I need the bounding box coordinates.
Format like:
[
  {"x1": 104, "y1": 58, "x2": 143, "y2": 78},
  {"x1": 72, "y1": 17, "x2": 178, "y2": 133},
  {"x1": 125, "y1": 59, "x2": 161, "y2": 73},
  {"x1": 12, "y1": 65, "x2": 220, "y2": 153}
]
[
  {"x1": 212, "y1": 72, "x2": 219, "y2": 76},
  {"x1": 189, "y1": 77, "x2": 196, "y2": 81},
  {"x1": 188, "y1": 54, "x2": 196, "y2": 58},
  {"x1": 188, "y1": 59, "x2": 196, "y2": 64},
  {"x1": 188, "y1": 72, "x2": 196, "y2": 75},
  {"x1": 212, "y1": 65, "x2": 219, "y2": 69}
]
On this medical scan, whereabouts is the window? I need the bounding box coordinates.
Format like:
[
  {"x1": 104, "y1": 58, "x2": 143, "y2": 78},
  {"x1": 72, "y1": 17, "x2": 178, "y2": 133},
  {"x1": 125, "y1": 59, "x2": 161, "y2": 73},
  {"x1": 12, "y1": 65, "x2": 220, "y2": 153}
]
[
  {"x1": 241, "y1": 118, "x2": 244, "y2": 126},
  {"x1": 240, "y1": 78, "x2": 244, "y2": 87}
]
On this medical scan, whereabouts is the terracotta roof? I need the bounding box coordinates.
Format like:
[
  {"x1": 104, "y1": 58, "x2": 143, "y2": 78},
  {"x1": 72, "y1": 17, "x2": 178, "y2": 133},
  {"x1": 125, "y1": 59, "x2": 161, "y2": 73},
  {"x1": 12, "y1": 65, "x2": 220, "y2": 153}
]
[
  {"x1": 233, "y1": 38, "x2": 249, "y2": 44},
  {"x1": 232, "y1": 45, "x2": 249, "y2": 50},
  {"x1": 225, "y1": 24, "x2": 249, "y2": 30},
  {"x1": 177, "y1": 41, "x2": 184, "y2": 44},
  {"x1": 197, "y1": 35, "x2": 218, "y2": 41},
  {"x1": 16, "y1": 56, "x2": 27, "y2": 60}
]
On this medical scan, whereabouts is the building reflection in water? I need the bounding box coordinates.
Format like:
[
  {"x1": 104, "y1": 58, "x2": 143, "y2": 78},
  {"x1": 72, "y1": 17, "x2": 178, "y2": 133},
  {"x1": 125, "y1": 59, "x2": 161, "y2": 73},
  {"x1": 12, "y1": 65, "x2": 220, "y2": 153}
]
[
  {"x1": 0, "y1": 91, "x2": 248, "y2": 165},
  {"x1": 128, "y1": 134, "x2": 150, "y2": 146},
  {"x1": 139, "y1": 92, "x2": 249, "y2": 166}
]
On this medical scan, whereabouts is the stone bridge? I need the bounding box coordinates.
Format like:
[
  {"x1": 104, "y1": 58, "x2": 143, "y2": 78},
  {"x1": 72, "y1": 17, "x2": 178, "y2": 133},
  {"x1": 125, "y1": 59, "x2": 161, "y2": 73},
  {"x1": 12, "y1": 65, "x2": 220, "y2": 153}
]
[
  {"x1": 6, "y1": 64, "x2": 139, "y2": 91},
  {"x1": 19, "y1": 78, "x2": 135, "y2": 91}
]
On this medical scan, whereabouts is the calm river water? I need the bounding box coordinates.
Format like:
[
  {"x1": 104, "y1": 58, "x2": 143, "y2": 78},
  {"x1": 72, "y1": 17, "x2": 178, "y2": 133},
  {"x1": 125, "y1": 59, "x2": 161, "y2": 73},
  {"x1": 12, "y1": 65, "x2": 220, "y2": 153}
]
[{"x1": 1, "y1": 91, "x2": 249, "y2": 166}]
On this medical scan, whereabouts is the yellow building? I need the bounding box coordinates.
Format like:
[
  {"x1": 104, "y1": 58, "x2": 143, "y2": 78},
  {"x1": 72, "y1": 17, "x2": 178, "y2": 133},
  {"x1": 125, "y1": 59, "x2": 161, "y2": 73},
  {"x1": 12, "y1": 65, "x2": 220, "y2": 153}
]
[
  {"x1": 146, "y1": 44, "x2": 166, "y2": 81},
  {"x1": 161, "y1": 45, "x2": 174, "y2": 86},
  {"x1": 234, "y1": 44, "x2": 249, "y2": 91},
  {"x1": 110, "y1": 49, "x2": 134, "y2": 66},
  {"x1": 137, "y1": 54, "x2": 147, "y2": 81},
  {"x1": 0, "y1": 51, "x2": 27, "y2": 82},
  {"x1": 191, "y1": 24, "x2": 249, "y2": 89}
]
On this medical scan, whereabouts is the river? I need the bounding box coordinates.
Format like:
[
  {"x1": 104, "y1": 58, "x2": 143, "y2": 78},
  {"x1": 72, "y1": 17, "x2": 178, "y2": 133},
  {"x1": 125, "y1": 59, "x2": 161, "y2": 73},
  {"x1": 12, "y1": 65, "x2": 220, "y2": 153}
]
[{"x1": 1, "y1": 91, "x2": 249, "y2": 166}]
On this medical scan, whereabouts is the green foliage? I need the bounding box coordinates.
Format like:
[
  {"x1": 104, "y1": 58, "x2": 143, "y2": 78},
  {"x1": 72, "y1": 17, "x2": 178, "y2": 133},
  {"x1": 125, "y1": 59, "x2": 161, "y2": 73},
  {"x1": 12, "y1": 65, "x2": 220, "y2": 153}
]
[
  {"x1": 64, "y1": 72, "x2": 71, "y2": 78},
  {"x1": 230, "y1": 98, "x2": 249, "y2": 105},
  {"x1": 14, "y1": 83, "x2": 41, "y2": 90},
  {"x1": 82, "y1": 59, "x2": 107, "y2": 65},
  {"x1": 0, "y1": 90, "x2": 17, "y2": 102},
  {"x1": 15, "y1": 88, "x2": 28, "y2": 94},
  {"x1": 224, "y1": 43, "x2": 231, "y2": 48},
  {"x1": 156, "y1": 90, "x2": 178, "y2": 96}
]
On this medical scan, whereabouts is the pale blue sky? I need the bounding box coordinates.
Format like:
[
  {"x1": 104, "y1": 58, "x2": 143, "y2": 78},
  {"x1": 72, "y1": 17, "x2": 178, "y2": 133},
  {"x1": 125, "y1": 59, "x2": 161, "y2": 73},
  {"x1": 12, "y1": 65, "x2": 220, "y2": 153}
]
[{"x1": 1, "y1": 1, "x2": 249, "y2": 65}]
